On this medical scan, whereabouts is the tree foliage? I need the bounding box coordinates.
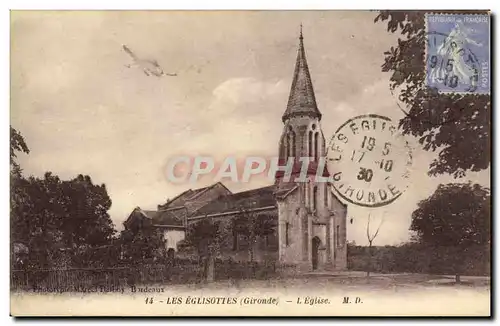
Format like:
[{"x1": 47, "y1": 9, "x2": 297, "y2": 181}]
[
  {"x1": 10, "y1": 127, "x2": 29, "y2": 177},
  {"x1": 347, "y1": 242, "x2": 490, "y2": 276},
  {"x1": 184, "y1": 218, "x2": 221, "y2": 257},
  {"x1": 119, "y1": 226, "x2": 165, "y2": 265},
  {"x1": 12, "y1": 173, "x2": 116, "y2": 268},
  {"x1": 411, "y1": 183, "x2": 490, "y2": 248},
  {"x1": 410, "y1": 182, "x2": 490, "y2": 281},
  {"x1": 183, "y1": 218, "x2": 222, "y2": 282},
  {"x1": 233, "y1": 211, "x2": 275, "y2": 262},
  {"x1": 375, "y1": 11, "x2": 490, "y2": 178},
  {"x1": 10, "y1": 126, "x2": 117, "y2": 269}
]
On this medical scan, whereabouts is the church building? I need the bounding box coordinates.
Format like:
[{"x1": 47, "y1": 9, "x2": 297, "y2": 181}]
[{"x1": 123, "y1": 30, "x2": 348, "y2": 272}]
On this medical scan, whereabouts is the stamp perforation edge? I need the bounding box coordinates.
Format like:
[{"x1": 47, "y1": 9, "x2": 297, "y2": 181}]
[{"x1": 424, "y1": 12, "x2": 491, "y2": 95}]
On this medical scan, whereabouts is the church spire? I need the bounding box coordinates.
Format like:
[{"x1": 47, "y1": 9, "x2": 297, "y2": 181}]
[{"x1": 282, "y1": 26, "x2": 322, "y2": 122}]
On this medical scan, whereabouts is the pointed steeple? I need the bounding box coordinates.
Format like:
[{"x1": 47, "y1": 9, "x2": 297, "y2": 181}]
[{"x1": 282, "y1": 26, "x2": 322, "y2": 122}]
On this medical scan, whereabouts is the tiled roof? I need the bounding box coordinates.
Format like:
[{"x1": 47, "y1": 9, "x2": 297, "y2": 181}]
[
  {"x1": 161, "y1": 189, "x2": 194, "y2": 208},
  {"x1": 185, "y1": 186, "x2": 211, "y2": 200},
  {"x1": 140, "y1": 210, "x2": 157, "y2": 219},
  {"x1": 193, "y1": 185, "x2": 278, "y2": 216},
  {"x1": 160, "y1": 183, "x2": 228, "y2": 209},
  {"x1": 282, "y1": 32, "x2": 322, "y2": 122},
  {"x1": 153, "y1": 209, "x2": 185, "y2": 227}
]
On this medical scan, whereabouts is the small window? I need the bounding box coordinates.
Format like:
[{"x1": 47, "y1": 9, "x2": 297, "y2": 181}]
[
  {"x1": 232, "y1": 229, "x2": 238, "y2": 251},
  {"x1": 314, "y1": 132, "x2": 319, "y2": 161},
  {"x1": 324, "y1": 186, "x2": 328, "y2": 207},
  {"x1": 308, "y1": 131, "x2": 313, "y2": 157},
  {"x1": 285, "y1": 222, "x2": 290, "y2": 246},
  {"x1": 313, "y1": 186, "x2": 318, "y2": 211},
  {"x1": 286, "y1": 133, "x2": 291, "y2": 157},
  {"x1": 336, "y1": 225, "x2": 340, "y2": 247}
]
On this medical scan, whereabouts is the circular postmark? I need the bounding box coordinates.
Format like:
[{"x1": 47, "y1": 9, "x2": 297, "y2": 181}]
[
  {"x1": 426, "y1": 31, "x2": 481, "y2": 93},
  {"x1": 326, "y1": 114, "x2": 413, "y2": 208}
]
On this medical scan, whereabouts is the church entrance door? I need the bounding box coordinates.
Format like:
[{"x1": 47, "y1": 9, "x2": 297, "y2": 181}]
[{"x1": 312, "y1": 236, "x2": 320, "y2": 270}]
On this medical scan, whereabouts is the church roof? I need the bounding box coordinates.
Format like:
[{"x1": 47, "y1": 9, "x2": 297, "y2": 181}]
[
  {"x1": 140, "y1": 209, "x2": 157, "y2": 219},
  {"x1": 159, "y1": 182, "x2": 229, "y2": 209},
  {"x1": 193, "y1": 185, "x2": 278, "y2": 217},
  {"x1": 153, "y1": 209, "x2": 185, "y2": 227},
  {"x1": 282, "y1": 28, "x2": 322, "y2": 122}
]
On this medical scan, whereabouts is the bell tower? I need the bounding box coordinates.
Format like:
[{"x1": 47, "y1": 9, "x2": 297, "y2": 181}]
[
  {"x1": 277, "y1": 25, "x2": 326, "y2": 178},
  {"x1": 276, "y1": 27, "x2": 346, "y2": 273}
]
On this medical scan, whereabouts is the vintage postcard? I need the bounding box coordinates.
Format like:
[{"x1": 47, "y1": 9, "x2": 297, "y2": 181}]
[{"x1": 10, "y1": 10, "x2": 491, "y2": 317}]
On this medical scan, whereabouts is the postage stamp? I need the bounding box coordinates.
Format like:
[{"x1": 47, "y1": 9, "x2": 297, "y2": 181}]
[
  {"x1": 326, "y1": 114, "x2": 413, "y2": 208},
  {"x1": 425, "y1": 13, "x2": 490, "y2": 94}
]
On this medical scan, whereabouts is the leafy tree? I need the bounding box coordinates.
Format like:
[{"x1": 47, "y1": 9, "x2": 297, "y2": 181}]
[
  {"x1": 410, "y1": 183, "x2": 490, "y2": 282},
  {"x1": 10, "y1": 127, "x2": 29, "y2": 177},
  {"x1": 60, "y1": 175, "x2": 115, "y2": 252},
  {"x1": 12, "y1": 172, "x2": 117, "y2": 268},
  {"x1": 183, "y1": 218, "x2": 221, "y2": 282},
  {"x1": 12, "y1": 173, "x2": 67, "y2": 268},
  {"x1": 119, "y1": 226, "x2": 165, "y2": 266},
  {"x1": 10, "y1": 126, "x2": 117, "y2": 268},
  {"x1": 375, "y1": 11, "x2": 490, "y2": 178},
  {"x1": 233, "y1": 210, "x2": 275, "y2": 264},
  {"x1": 10, "y1": 127, "x2": 31, "y2": 267}
]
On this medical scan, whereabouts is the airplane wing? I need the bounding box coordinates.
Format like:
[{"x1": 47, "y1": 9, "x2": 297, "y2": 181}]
[{"x1": 122, "y1": 45, "x2": 138, "y2": 61}]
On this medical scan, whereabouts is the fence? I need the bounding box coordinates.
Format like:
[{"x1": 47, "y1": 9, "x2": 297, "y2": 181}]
[
  {"x1": 11, "y1": 262, "x2": 198, "y2": 292},
  {"x1": 10, "y1": 259, "x2": 277, "y2": 292},
  {"x1": 215, "y1": 259, "x2": 277, "y2": 280}
]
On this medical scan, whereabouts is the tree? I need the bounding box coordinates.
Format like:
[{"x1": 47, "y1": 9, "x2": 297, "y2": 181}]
[
  {"x1": 10, "y1": 127, "x2": 31, "y2": 267},
  {"x1": 59, "y1": 174, "x2": 116, "y2": 263},
  {"x1": 119, "y1": 226, "x2": 165, "y2": 266},
  {"x1": 10, "y1": 126, "x2": 117, "y2": 268},
  {"x1": 375, "y1": 11, "x2": 490, "y2": 178},
  {"x1": 365, "y1": 213, "x2": 384, "y2": 277},
  {"x1": 11, "y1": 172, "x2": 117, "y2": 268},
  {"x1": 233, "y1": 209, "x2": 275, "y2": 264},
  {"x1": 10, "y1": 127, "x2": 29, "y2": 177},
  {"x1": 184, "y1": 218, "x2": 221, "y2": 282},
  {"x1": 11, "y1": 173, "x2": 67, "y2": 268},
  {"x1": 410, "y1": 183, "x2": 490, "y2": 283}
]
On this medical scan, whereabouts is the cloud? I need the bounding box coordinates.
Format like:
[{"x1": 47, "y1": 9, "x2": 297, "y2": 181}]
[{"x1": 197, "y1": 77, "x2": 287, "y2": 124}]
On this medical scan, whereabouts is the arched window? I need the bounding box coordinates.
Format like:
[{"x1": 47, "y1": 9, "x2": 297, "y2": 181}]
[
  {"x1": 291, "y1": 131, "x2": 296, "y2": 157},
  {"x1": 324, "y1": 185, "x2": 328, "y2": 208},
  {"x1": 308, "y1": 131, "x2": 313, "y2": 158},
  {"x1": 314, "y1": 132, "x2": 319, "y2": 161},
  {"x1": 285, "y1": 222, "x2": 290, "y2": 246},
  {"x1": 313, "y1": 186, "x2": 318, "y2": 211},
  {"x1": 285, "y1": 133, "x2": 291, "y2": 157}
]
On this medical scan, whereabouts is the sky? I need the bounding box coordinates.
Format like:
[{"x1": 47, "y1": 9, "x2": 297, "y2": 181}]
[{"x1": 10, "y1": 11, "x2": 490, "y2": 245}]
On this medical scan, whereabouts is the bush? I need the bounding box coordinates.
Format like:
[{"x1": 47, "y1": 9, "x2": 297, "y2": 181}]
[{"x1": 347, "y1": 243, "x2": 490, "y2": 276}]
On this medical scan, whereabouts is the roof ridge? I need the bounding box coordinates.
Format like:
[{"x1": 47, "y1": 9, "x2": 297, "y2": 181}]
[
  {"x1": 186, "y1": 182, "x2": 232, "y2": 201},
  {"x1": 190, "y1": 185, "x2": 277, "y2": 217},
  {"x1": 161, "y1": 188, "x2": 192, "y2": 208},
  {"x1": 232, "y1": 184, "x2": 275, "y2": 195}
]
